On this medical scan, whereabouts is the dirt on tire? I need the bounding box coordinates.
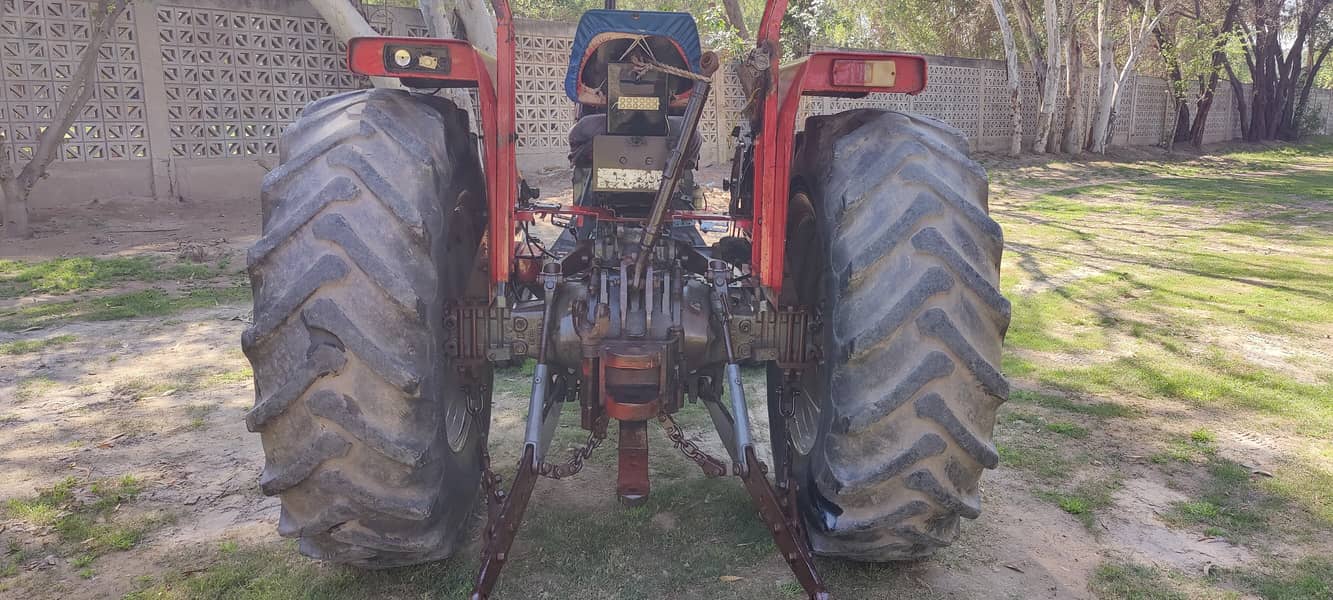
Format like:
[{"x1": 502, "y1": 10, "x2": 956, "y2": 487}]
[{"x1": 242, "y1": 88, "x2": 491, "y2": 568}]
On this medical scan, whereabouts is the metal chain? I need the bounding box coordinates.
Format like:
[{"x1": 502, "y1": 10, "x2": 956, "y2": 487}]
[
  {"x1": 537, "y1": 430, "x2": 603, "y2": 479},
  {"x1": 657, "y1": 414, "x2": 728, "y2": 477}
]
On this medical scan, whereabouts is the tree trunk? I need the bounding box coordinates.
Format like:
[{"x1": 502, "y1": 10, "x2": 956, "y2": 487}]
[
  {"x1": 1034, "y1": 0, "x2": 1063, "y2": 153},
  {"x1": 1294, "y1": 36, "x2": 1333, "y2": 136},
  {"x1": 1152, "y1": 23, "x2": 1190, "y2": 149},
  {"x1": 1277, "y1": 42, "x2": 1304, "y2": 139},
  {"x1": 721, "y1": 0, "x2": 750, "y2": 39},
  {"x1": 1088, "y1": 0, "x2": 1116, "y2": 153},
  {"x1": 1189, "y1": 90, "x2": 1216, "y2": 148},
  {"x1": 1236, "y1": 0, "x2": 1329, "y2": 142},
  {"x1": 419, "y1": 0, "x2": 454, "y2": 39},
  {"x1": 1189, "y1": 0, "x2": 1242, "y2": 148},
  {"x1": 1013, "y1": 0, "x2": 1048, "y2": 87},
  {"x1": 418, "y1": 0, "x2": 497, "y2": 133},
  {"x1": 450, "y1": 0, "x2": 498, "y2": 55},
  {"x1": 308, "y1": 0, "x2": 400, "y2": 88},
  {"x1": 1, "y1": 0, "x2": 129, "y2": 239},
  {"x1": 1, "y1": 175, "x2": 26, "y2": 240},
  {"x1": 1224, "y1": 59, "x2": 1251, "y2": 140},
  {"x1": 992, "y1": 0, "x2": 1025, "y2": 156},
  {"x1": 1062, "y1": 32, "x2": 1085, "y2": 154},
  {"x1": 1089, "y1": 0, "x2": 1171, "y2": 153}
]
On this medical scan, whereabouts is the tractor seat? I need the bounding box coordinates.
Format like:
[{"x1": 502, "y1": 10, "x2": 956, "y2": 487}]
[{"x1": 567, "y1": 113, "x2": 701, "y2": 169}]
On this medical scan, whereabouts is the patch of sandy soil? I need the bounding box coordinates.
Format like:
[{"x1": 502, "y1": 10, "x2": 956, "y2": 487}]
[
  {"x1": 0, "y1": 192, "x2": 259, "y2": 261},
  {"x1": 0, "y1": 307, "x2": 276, "y2": 598}
]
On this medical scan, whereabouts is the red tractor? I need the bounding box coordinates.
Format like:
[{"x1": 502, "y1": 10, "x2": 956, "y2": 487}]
[{"x1": 242, "y1": 1, "x2": 1010, "y2": 597}]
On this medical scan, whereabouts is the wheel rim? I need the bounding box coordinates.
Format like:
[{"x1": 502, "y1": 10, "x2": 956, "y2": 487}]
[
  {"x1": 445, "y1": 394, "x2": 471, "y2": 453},
  {"x1": 786, "y1": 191, "x2": 827, "y2": 457},
  {"x1": 788, "y1": 368, "x2": 822, "y2": 455},
  {"x1": 445, "y1": 370, "x2": 483, "y2": 453}
]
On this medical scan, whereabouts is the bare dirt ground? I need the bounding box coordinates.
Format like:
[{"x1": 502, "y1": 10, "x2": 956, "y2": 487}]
[{"x1": 2, "y1": 142, "x2": 1331, "y2": 600}]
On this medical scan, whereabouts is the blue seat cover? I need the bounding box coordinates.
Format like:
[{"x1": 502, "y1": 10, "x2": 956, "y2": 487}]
[{"x1": 564, "y1": 10, "x2": 702, "y2": 102}]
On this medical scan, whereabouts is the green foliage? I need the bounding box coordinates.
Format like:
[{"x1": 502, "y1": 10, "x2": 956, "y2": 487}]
[
  {"x1": 996, "y1": 440, "x2": 1074, "y2": 480},
  {"x1": 1164, "y1": 459, "x2": 1283, "y2": 541},
  {"x1": 1155, "y1": 18, "x2": 1243, "y2": 93},
  {"x1": 1295, "y1": 103, "x2": 1327, "y2": 140},
  {"x1": 0, "y1": 285, "x2": 251, "y2": 331},
  {"x1": 1009, "y1": 389, "x2": 1137, "y2": 418},
  {"x1": 698, "y1": 2, "x2": 747, "y2": 58},
  {"x1": 1091, "y1": 561, "x2": 1190, "y2": 600},
  {"x1": 1234, "y1": 558, "x2": 1333, "y2": 600},
  {"x1": 128, "y1": 478, "x2": 790, "y2": 600},
  {"x1": 0, "y1": 257, "x2": 220, "y2": 299},
  {"x1": 0, "y1": 334, "x2": 76, "y2": 355},
  {"x1": 1045, "y1": 421, "x2": 1088, "y2": 438},
  {"x1": 4, "y1": 475, "x2": 153, "y2": 560},
  {"x1": 505, "y1": 0, "x2": 1001, "y2": 58},
  {"x1": 1037, "y1": 477, "x2": 1121, "y2": 530}
]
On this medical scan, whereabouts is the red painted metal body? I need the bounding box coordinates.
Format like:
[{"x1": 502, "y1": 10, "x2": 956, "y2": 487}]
[
  {"x1": 490, "y1": 1, "x2": 518, "y2": 296},
  {"x1": 342, "y1": 3, "x2": 936, "y2": 597},
  {"x1": 346, "y1": 0, "x2": 517, "y2": 298},
  {"x1": 348, "y1": 0, "x2": 928, "y2": 305},
  {"x1": 748, "y1": 0, "x2": 928, "y2": 298}
]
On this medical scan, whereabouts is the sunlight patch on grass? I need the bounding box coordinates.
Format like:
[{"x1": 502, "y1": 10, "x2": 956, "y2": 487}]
[
  {"x1": 1259, "y1": 444, "x2": 1333, "y2": 528},
  {"x1": 1151, "y1": 430, "x2": 1218, "y2": 464},
  {"x1": 1008, "y1": 389, "x2": 1137, "y2": 418},
  {"x1": 0, "y1": 256, "x2": 223, "y2": 299},
  {"x1": 201, "y1": 367, "x2": 252, "y2": 387},
  {"x1": 1036, "y1": 348, "x2": 1333, "y2": 436},
  {"x1": 0, "y1": 286, "x2": 251, "y2": 331},
  {"x1": 1231, "y1": 557, "x2": 1333, "y2": 600}
]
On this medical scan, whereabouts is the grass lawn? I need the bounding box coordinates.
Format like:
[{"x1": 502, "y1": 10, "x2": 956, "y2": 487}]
[{"x1": 1, "y1": 138, "x2": 1330, "y2": 600}]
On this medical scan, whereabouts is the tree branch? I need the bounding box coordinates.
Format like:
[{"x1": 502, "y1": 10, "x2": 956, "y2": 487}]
[
  {"x1": 16, "y1": 0, "x2": 128, "y2": 192},
  {"x1": 721, "y1": 0, "x2": 750, "y2": 40},
  {"x1": 308, "y1": 0, "x2": 399, "y2": 88},
  {"x1": 1012, "y1": 0, "x2": 1047, "y2": 79}
]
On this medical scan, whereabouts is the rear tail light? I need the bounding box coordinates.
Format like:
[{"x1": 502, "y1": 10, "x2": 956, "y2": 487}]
[
  {"x1": 831, "y1": 59, "x2": 898, "y2": 87},
  {"x1": 347, "y1": 37, "x2": 465, "y2": 80}
]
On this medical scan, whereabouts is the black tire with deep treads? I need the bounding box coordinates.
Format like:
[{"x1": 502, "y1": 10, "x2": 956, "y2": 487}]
[
  {"x1": 242, "y1": 88, "x2": 490, "y2": 568},
  {"x1": 791, "y1": 110, "x2": 1011, "y2": 561}
]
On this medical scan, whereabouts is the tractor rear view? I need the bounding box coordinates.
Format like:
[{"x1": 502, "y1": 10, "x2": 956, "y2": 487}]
[{"x1": 242, "y1": 0, "x2": 1010, "y2": 597}]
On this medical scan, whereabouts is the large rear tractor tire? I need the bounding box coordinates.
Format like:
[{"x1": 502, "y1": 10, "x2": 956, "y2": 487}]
[
  {"x1": 783, "y1": 110, "x2": 1011, "y2": 561},
  {"x1": 242, "y1": 89, "x2": 490, "y2": 568}
]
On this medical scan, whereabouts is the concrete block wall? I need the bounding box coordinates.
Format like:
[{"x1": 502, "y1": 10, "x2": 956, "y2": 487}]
[{"x1": 2, "y1": 0, "x2": 1330, "y2": 208}]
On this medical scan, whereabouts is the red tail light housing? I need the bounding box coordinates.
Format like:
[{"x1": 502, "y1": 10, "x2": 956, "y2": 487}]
[{"x1": 346, "y1": 36, "x2": 490, "y2": 86}]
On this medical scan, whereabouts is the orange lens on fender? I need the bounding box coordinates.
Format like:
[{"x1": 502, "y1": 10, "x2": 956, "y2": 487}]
[{"x1": 831, "y1": 59, "x2": 898, "y2": 87}]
